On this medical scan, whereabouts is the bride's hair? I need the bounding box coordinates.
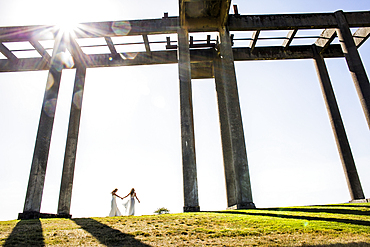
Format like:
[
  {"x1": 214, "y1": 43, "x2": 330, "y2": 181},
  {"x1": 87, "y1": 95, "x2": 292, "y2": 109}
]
[
  {"x1": 130, "y1": 188, "x2": 135, "y2": 195},
  {"x1": 112, "y1": 188, "x2": 118, "y2": 194}
]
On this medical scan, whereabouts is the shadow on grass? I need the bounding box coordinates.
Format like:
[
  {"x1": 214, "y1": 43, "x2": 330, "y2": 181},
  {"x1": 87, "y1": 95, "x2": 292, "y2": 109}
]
[
  {"x1": 259, "y1": 206, "x2": 370, "y2": 216},
  {"x1": 211, "y1": 210, "x2": 370, "y2": 226},
  {"x1": 72, "y1": 218, "x2": 150, "y2": 247},
  {"x1": 4, "y1": 219, "x2": 44, "y2": 246},
  {"x1": 318, "y1": 204, "x2": 370, "y2": 209},
  {"x1": 305, "y1": 242, "x2": 370, "y2": 246}
]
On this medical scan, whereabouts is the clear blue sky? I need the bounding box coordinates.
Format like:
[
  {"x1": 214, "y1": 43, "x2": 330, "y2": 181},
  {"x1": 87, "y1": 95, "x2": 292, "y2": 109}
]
[{"x1": 0, "y1": 0, "x2": 369, "y2": 221}]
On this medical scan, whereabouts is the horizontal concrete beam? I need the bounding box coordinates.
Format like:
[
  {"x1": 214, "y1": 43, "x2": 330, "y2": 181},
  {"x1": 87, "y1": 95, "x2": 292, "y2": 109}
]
[
  {"x1": 344, "y1": 11, "x2": 370, "y2": 27},
  {"x1": 228, "y1": 11, "x2": 370, "y2": 31},
  {"x1": 0, "y1": 45, "x2": 344, "y2": 73},
  {"x1": 232, "y1": 44, "x2": 344, "y2": 61},
  {"x1": 1, "y1": 11, "x2": 369, "y2": 42},
  {"x1": 0, "y1": 18, "x2": 180, "y2": 42},
  {"x1": 191, "y1": 61, "x2": 213, "y2": 79}
]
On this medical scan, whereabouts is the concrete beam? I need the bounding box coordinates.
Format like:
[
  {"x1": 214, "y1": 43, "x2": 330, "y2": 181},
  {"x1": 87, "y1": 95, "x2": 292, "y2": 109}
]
[
  {"x1": 57, "y1": 65, "x2": 86, "y2": 217},
  {"x1": 335, "y1": 10, "x2": 370, "y2": 130},
  {"x1": 0, "y1": 45, "x2": 345, "y2": 72},
  {"x1": 219, "y1": 26, "x2": 254, "y2": 209},
  {"x1": 344, "y1": 11, "x2": 370, "y2": 27},
  {"x1": 228, "y1": 11, "x2": 370, "y2": 31},
  {"x1": 214, "y1": 55, "x2": 237, "y2": 207},
  {"x1": 191, "y1": 61, "x2": 213, "y2": 79},
  {"x1": 22, "y1": 33, "x2": 66, "y2": 216},
  {"x1": 77, "y1": 17, "x2": 179, "y2": 37},
  {"x1": 0, "y1": 11, "x2": 369, "y2": 42},
  {"x1": 312, "y1": 45, "x2": 365, "y2": 200},
  {"x1": 29, "y1": 39, "x2": 52, "y2": 63},
  {"x1": 186, "y1": 17, "x2": 220, "y2": 32},
  {"x1": 0, "y1": 25, "x2": 55, "y2": 42},
  {"x1": 142, "y1": 34, "x2": 151, "y2": 53},
  {"x1": 249, "y1": 30, "x2": 260, "y2": 52},
  {"x1": 66, "y1": 37, "x2": 88, "y2": 68},
  {"x1": 232, "y1": 44, "x2": 344, "y2": 61},
  {"x1": 315, "y1": 29, "x2": 336, "y2": 52},
  {"x1": 178, "y1": 27, "x2": 200, "y2": 212},
  {"x1": 353, "y1": 27, "x2": 370, "y2": 48},
  {"x1": 104, "y1": 37, "x2": 119, "y2": 58},
  {"x1": 219, "y1": 0, "x2": 232, "y2": 27},
  {"x1": 0, "y1": 42, "x2": 18, "y2": 62},
  {"x1": 180, "y1": 0, "x2": 231, "y2": 28},
  {"x1": 0, "y1": 18, "x2": 179, "y2": 42},
  {"x1": 282, "y1": 29, "x2": 297, "y2": 50}
]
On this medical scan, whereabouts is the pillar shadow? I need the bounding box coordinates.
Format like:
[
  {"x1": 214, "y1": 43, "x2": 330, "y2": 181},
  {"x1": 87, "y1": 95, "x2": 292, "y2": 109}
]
[
  {"x1": 317, "y1": 204, "x2": 370, "y2": 209},
  {"x1": 210, "y1": 211, "x2": 370, "y2": 226},
  {"x1": 72, "y1": 218, "x2": 151, "y2": 247},
  {"x1": 304, "y1": 242, "x2": 369, "y2": 247},
  {"x1": 4, "y1": 219, "x2": 45, "y2": 246},
  {"x1": 259, "y1": 206, "x2": 369, "y2": 216}
]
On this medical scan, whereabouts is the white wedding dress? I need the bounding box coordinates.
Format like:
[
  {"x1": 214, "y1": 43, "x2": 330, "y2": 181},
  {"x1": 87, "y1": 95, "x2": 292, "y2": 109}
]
[
  {"x1": 109, "y1": 195, "x2": 122, "y2": 217},
  {"x1": 123, "y1": 194, "x2": 136, "y2": 216}
]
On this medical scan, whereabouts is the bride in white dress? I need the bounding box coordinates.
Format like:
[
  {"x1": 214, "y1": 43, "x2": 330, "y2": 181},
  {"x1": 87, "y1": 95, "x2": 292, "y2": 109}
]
[
  {"x1": 123, "y1": 188, "x2": 140, "y2": 216},
  {"x1": 109, "y1": 188, "x2": 123, "y2": 217}
]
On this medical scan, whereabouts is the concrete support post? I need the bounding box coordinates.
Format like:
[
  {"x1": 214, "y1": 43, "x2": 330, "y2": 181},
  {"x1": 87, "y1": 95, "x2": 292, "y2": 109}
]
[
  {"x1": 312, "y1": 45, "x2": 365, "y2": 200},
  {"x1": 57, "y1": 65, "x2": 87, "y2": 217},
  {"x1": 20, "y1": 34, "x2": 66, "y2": 219},
  {"x1": 335, "y1": 10, "x2": 370, "y2": 129},
  {"x1": 218, "y1": 27, "x2": 255, "y2": 209},
  {"x1": 213, "y1": 56, "x2": 237, "y2": 207},
  {"x1": 178, "y1": 27, "x2": 200, "y2": 212}
]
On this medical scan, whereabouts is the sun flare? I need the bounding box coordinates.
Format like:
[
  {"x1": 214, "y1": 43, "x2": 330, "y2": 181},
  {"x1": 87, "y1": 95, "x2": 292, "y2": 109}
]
[{"x1": 56, "y1": 21, "x2": 80, "y2": 35}]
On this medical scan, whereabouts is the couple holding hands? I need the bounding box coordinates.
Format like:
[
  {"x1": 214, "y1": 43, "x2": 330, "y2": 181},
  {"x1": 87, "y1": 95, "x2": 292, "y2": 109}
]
[{"x1": 109, "y1": 188, "x2": 140, "y2": 216}]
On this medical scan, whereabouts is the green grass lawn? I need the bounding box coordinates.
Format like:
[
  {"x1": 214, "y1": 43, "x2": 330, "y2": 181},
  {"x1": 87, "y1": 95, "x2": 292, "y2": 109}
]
[{"x1": 1, "y1": 203, "x2": 369, "y2": 246}]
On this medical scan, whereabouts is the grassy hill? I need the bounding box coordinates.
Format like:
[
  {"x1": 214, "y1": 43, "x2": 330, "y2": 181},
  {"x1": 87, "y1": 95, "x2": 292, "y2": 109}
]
[{"x1": 1, "y1": 203, "x2": 369, "y2": 246}]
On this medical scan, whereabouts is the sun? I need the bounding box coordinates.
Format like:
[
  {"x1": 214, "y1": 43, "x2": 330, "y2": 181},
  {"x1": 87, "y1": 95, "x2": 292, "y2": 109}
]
[{"x1": 56, "y1": 21, "x2": 80, "y2": 36}]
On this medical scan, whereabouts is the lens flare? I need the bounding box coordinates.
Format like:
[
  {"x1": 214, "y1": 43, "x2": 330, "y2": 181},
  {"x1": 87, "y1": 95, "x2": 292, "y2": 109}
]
[
  {"x1": 53, "y1": 52, "x2": 74, "y2": 71},
  {"x1": 43, "y1": 98, "x2": 57, "y2": 117},
  {"x1": 112, "y1": 21, "x2": 131, "y2": 36},
  {"x1": 73, "y1": 90, "x2": 83, "y2": 109},
  {"x1": 119, "y1": 52, "x2": 138, "y2": 60},
  {"x1": 45, "y1": 75, "x2": 55, "y2": 90}
]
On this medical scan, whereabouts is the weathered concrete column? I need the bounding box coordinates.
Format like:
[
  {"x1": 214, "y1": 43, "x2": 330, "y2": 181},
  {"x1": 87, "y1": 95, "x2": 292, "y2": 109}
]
[
  {"x1": 20, "y1": 34, "x2": 66, "y2": 219},
  {"x1": 218, "y1": 26, "x2": 255, "y2": 209},
  {"x1": 312, "y1": 45, "x2": 365, "y2": 200},
  {"x1": 213, "y1": 56, "x2": 237, "y2": 207},
  {"x1": 178, "y1": 27, "x2": 200, "y2": 212},
  {"x1": 335, "y1": 10, "x2": 370, "y2": 129},
  {"x1": 57, "y1": 65, "x2": 87, "y2": 217}
]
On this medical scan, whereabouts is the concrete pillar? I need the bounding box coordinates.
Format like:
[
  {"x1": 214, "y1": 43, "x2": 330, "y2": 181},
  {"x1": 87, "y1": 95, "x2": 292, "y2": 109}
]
[
  {"x1": 178, "y1": 27, "x2": 200, "y2": 212},
  {"x1": 218, "y1": 26, "x2": 255, "y2": 209},
  {"x1": 335, "y1": 10, "x2": 370, "y2": 129},
  {"x1": 213, "y1": 56, "x2": 237, "y2": 207},
  {"x1": 312, "y1": 45, "x2": 365, "y2": 200},
  {"x1": 57, "y1": 65, "x2": 87, "y2": 217},
  {"x1": 21, "y1": 34, "x2": 66, "y2": 218}
]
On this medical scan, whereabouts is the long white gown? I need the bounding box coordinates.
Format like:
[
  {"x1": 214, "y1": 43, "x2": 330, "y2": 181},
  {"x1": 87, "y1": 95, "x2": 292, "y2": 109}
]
[
  {"x1": 109, "y1": 195, "x2": 122, "y2": 217},
  {"x1": 124, "y1": 194, "x2": 136, "y2": 216}
]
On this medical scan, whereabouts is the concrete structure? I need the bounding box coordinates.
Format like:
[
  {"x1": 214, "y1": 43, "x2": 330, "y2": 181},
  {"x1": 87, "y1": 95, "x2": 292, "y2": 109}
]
[{"x1": 0, "y1": 0, "x2": 369, "y2": 219}]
